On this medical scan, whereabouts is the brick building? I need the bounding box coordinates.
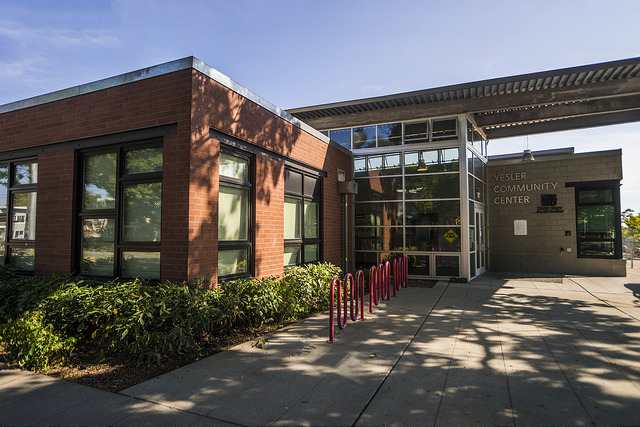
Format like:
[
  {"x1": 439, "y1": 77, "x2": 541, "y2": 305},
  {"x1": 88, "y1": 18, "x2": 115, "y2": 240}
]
[
  {"x1": 0, "y1": 57, "x2": 352, "y2": 283},
  {"x1": 1, "y1": 56, "x2": 637, "y2": 281}
]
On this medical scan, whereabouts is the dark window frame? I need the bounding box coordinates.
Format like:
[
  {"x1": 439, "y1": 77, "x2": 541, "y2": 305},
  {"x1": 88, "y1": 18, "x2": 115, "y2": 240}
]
[
  {"x1": 0, "y1": 158, "x2": 38, "y2": 272},
  {"x1": 284, "y1": 167, "x2": 322, "y2": 267},
  {"x1": 77, "y1": 140, "x2": 163, "y2": 279},
  {"x1": 572, "y1": 183, "x2": 622, "y2": 259},
  {"x1": 218, "y1": 145, "x2": 254, "y2": 282}
]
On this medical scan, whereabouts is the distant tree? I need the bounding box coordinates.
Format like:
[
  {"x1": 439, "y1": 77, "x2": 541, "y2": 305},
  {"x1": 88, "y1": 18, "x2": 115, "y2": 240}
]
[{"x1": 622, "y1": 209, "x2": 640, "y2": 240}]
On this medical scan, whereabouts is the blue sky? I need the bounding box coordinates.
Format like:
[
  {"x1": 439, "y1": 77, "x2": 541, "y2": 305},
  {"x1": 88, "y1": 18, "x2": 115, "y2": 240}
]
[{"x1": 1, "y1": 0, "x2": 639, "y2": 211}]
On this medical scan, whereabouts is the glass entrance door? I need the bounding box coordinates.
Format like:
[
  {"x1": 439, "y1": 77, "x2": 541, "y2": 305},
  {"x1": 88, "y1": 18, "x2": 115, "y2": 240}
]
[{"x1": 475, "y1": 207, "x2": 486, "y2": 275}]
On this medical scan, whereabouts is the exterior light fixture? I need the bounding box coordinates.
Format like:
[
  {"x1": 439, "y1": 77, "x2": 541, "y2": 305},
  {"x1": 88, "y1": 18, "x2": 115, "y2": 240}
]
[{"x1": 521, "y1": 149, "x2": 535, "y2": 162}]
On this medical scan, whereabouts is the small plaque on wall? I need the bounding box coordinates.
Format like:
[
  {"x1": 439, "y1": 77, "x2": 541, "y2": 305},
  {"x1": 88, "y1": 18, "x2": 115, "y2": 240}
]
[{"x1": 514, "y1": 220, "x2": 527, "y2": 235}]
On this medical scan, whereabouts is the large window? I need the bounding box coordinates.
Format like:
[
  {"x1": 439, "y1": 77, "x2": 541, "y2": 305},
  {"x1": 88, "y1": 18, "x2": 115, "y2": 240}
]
[
  {"x1": 218, "y1": 148, "x2": 253, "y2": 280},
  {"x1": 575, "y1": 186, "x2": 621, "y2": 258},
  {"x1": 284, "y1": 169, "x2": 321, "y2": 266},
  {"x1": 79, "y1": 143, "x2": 162, "y2": 279},
  {"x1": 0, "y1": 160, "x2": 38, "y2": 271}
]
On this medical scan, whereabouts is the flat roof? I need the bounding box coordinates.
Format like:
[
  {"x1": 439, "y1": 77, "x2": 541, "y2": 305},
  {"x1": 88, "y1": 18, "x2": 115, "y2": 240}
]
[
  {"x1": 0, "y1": 57, "x2": 349, "y2": 154},
  {"x1": 287, "y1": 57, "x2": 640, "y2": 140}
]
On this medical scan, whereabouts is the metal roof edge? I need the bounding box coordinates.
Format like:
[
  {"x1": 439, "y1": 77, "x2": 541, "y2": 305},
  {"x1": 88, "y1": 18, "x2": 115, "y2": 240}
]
[{"x1": 0, "y1": 56, "x2": 342, "y2": 153}]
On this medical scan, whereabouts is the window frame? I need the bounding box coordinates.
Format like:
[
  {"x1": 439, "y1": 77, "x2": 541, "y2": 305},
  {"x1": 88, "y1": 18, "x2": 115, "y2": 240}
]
[
  {"x1": 78, "y1": 140, "x2": 163, "y2": 279},
  {"x1": 284, "y1": 167, "x2": 322, "y2": 267},
  {"x1": 574, "y1": 183, "x2": 622, "y2": 259},
  {"x1": 218, "y1": 146, "x2": 254, "y2": 281},
  {"x1": 0, "y1": 158, "x2": 38, "y2": 272}
]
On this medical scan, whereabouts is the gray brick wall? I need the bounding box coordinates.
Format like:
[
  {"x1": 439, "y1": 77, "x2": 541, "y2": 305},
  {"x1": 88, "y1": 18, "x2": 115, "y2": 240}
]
[{"x1": 487, "y1": 150, "x2": 625, "y2": 276}]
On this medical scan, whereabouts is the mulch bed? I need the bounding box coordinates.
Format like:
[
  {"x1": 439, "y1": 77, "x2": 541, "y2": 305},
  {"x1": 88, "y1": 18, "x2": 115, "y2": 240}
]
[{"x1": 0, "y1": 325, "x2": 282, "y2": 393}]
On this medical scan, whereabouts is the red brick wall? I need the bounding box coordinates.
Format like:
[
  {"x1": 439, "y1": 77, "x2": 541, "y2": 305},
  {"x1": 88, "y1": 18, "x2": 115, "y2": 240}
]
[
  {"x1": 190, "y1": 70, "x2": 352, "y2": 281},
  {"x1": 34, "y1": 150, "x2": 77, "y2": 275},
  {"x1": 1, "y1": 67, "x2": 352, "y2": 282}
]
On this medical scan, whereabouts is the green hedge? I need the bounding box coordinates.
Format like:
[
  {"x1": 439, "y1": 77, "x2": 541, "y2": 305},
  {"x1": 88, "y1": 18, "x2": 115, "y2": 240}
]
[{"x1": 0, "y1": 263, "x2": 341, "y2": 370}]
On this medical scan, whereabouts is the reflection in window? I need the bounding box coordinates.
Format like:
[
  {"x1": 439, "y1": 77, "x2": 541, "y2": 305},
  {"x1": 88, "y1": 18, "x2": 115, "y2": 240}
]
[
  {"x1": 0, "y1": 160, "x2": 38, "y2": 270},
  {"x1": 83, "y1": 153, "x2": 116, "y2": 210},
  {"x1": 80, "y1": 144, "x2": 162, "y2": 279},
  {"x1": 353, "y1": 126, "x2": 376, "y2": 149},
  {"x1": 575, "y1": 186, "x2": 620, "y2": 258},
  {"x1": 404, "y1": 121, "x2": 428, "y2": 142},
  {"x1": 329, "y1": 129, "x2": 351, "y2": 150},
  {"x1": 432, "y1": 118, "x2": 457, "y2": 140},
  {"x1": 377, "y1": 123, "x2": 402, "y2": 146},
  {"x1": 218, "y1": 148, "x2": 252, "y2": 280},
  {"x1": 284, "y1": 169, "x2": 321, "y2": 266}
]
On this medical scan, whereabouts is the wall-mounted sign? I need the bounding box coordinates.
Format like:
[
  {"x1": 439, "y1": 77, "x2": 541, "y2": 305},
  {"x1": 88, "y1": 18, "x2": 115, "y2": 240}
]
[
  {"x1": 514, "y1": 220, "x2": 527, "y2": 236},
  {"x1": 536, "y1": 194, "x2": 564, "y2": 213},
  {"x1": 492, "y1": 171, "x2": 560, "y2": 205}
]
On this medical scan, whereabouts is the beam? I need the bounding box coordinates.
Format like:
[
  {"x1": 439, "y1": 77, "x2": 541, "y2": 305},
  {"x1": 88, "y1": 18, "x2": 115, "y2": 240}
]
[
  {"x1": 474, "y1": 94, "x2": 640, "y2": 127},
  {"x1": 484, "y1": 109, "x2": 640, "y2": 139}
]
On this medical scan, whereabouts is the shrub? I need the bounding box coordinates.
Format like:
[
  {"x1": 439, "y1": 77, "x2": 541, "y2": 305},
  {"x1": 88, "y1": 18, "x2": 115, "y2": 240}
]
[{"x1": 0, "y1": 262, "x2": 342, "y2": 370}]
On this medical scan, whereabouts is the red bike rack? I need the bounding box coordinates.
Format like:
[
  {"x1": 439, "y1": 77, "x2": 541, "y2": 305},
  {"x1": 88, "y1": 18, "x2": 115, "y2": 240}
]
[{"x1": 329, "y1": 256, "x2": 408, "y2": 343}]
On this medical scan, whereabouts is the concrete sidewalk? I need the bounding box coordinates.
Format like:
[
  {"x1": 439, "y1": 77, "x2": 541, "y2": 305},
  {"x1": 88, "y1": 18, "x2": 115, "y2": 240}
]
[{"x1": 1, "y1": 266, "x2": 639, "y2": 426}]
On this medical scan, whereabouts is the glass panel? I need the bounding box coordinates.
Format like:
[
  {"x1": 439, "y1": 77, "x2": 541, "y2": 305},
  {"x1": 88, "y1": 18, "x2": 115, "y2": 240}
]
[
  {"x1": 284, "y1": 245, "x2": 300, "y2": 266},
  {"x1": 405, "y1": 227, "x2": 461, "y2": 252},
  {"x1": 329, "y1": 129, "x2": 351, "y2": 150},
  {"x1": 354, "y1": 252, "x2": 378, "y2": 272},
  {"x1": 441, "y1": 148, "x2": 460, "y2": 171},
  {"x1": 404, "y1": 121, "x2": 428, "y2": 142},
  {"x1": 304, "y1": 244, "x2": 319, "y2": 263},
  {"x1": 473, "y1": 155, "x2": 483, "y2": 179},
  {"x1": 10, "y1": 247, "x2": 34, "y2": 271},
  {"x1": 405, "y1": 201, "x2": 460, "y2": 225},
  {"x1": 383, "y1": 154, "x2": 401, "y2": 175},
  {"x1": 432, "y1": 118, "x2": 457, "y2": 140},
  {"x1": 81, "y1": 218, "x2": 115, "y2": 276},
  {"x1": 474, "y1": 177, "x2": 485, "y2": 203},
  {"x1": 468, "y1": 150, "x2": 474, "y2": 176},
  {"x1": 219, "y1": 152, "x2": 248, "y2": 180},
  {"x1": 219, "y1": 186, "x2": 248, "y2": 241},
  {"x1": 284, "y1": 197, "x2": 301, "y2": 239},
  {"x1": 125, "y1": 147, "x2": 163, "y2": 174},
  {"x1": 123, "y1": 182, "x2": 162, "y2": 242},
  {"x1": 436, "y1": 255, "x2": 459, "y2": 276},
  {"x1": 470, "y1": 254, "x2": 476, "y2": 277},
  {"x1": 355, "y1": 227, "x2": 403, "y2": 251},
  {"x1": 352, "y1": 126, "x2": 376, "y2": 149},
  {"x1": 355, "y1": 202, "x2": 402, "y2": 226},
  {"x1": 0, "y1": 166, "x2": 8, "y2": 214},
  {"x1": 578, "y1": 241, "x2": 615, "y2": 257},
  {"x1": 83, "y1": 153, "x2": 117, "y2": 210},
  {"x1": 578, "y1": 189, "x2": 613, "y2": 204},
  {"x1": 469, "y1": 226, "x2": 476, "y2": 251},
  {"x1": 405, "y1": 174, "x2": 460, "y2": 199},
  {"x1": 577, "y1": 205, "x2": 615, "y2": 239},
  {"x1": 377, "y1": 123, "x2": 402, "y2": 146},
  {"x1": 367, "y1": 156, "x2": 383, "y2": 173},
  {"x1": 14, "y1": 162, "x2": 38, "y2": 185},
  {"x1": 303, "y1": 176, "x2": 320, "y2": 198},
  {"x1": 11, "y1": 192, "x2": 36, "y2": 240},
  {"x1": 285, "y1": 170, "x2": 302, "y2": 194},
  {"x1": 407, "y1": 255, "x2": 429, "y2": 276},
  {"x1": 356, "y1": 177, "x2": 403, "y2": 201},
  {"x1": 122, "y1": 251, "x2": 160, "y2": 279},
  {"x1": 304, "y1": 201, "x2": 319, "y2": 239},
  {"x1": 354, "y1": 157, "x2": 367, "y2": 177},
  {"x1": 469, "y1": 201, "x2": 475, "y2": 225},
  {"x1": 218, "y1": 248, "x2": 249, "y2": 276},
  {"x1": 417, "y1": 150, "x2": 439, "y2": 174}
]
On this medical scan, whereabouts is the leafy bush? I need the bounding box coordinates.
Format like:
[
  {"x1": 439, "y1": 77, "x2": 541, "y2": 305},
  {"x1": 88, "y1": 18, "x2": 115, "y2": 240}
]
[{"x1": 0, "y1": 262, "x2": 342, "y2": 370}]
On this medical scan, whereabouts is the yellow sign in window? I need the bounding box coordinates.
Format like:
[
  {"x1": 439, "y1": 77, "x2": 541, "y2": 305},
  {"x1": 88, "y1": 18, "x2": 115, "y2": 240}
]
[{"x1": 444, "y1": 229, "x2": 459, "y2": 243}]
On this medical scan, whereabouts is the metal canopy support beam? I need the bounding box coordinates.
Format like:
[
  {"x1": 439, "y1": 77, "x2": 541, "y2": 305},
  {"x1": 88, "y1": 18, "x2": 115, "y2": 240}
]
[{"x1": 484, "y1": 109, "x2": 640, "y2": 139}]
